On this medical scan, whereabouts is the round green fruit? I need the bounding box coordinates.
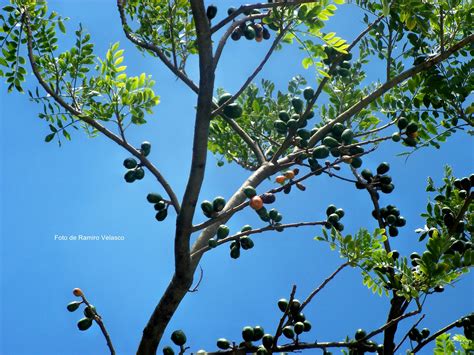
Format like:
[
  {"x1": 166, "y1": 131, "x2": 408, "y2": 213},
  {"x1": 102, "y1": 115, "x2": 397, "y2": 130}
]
[
  {"x1": 240, "y1": 237, "x2": 254, "y2": 250},
  {"x1": 67, "y1": 301, "x2": 81, "y2": 312},
  {"x1": 341, "y1": 128, "x2": 354, "y2": 144},
  {"x1": 206, "y1": 5, "x2": 217, "y2": 20},
  {"x1": 303, "y1": 87, "x2": 314, "y2": 101},
  {"x1": 230, "y1": 246, "x2": 240, "y2": 259},
  {"x1": 256, "y1": 347, "x2": 269, "y2": 355},
  {"x1": 361, "y1": 169, "x2": 373, "y2": 181},
  {"x1": 406, "y1": 121, "x2": 419, "y2": 133},
  {"x1": 278, "y1": 111, "x2": 290, "y2": 122},
  {"x1": 147, "y1": 193, "x2": 163, "y2": 204},
  {"x1": 282, "y1": 326, "x2": 295, "y2": 339},
  {"x1": 135, "y1": 167, "x2": 145, "y2": 180},
  {"x1": 124, "y1": 170, "x2": 136, "y2": 183},
  {"x1": 303, "y1": 320, "x2": 312, "y2": 332},
  {"x1": 376, "y1": 162, "x2": 390, "y2": 175},
  {"x1": 155, "y1": 209, "x2": 168, "y2": 221},
  {"x1": 294, "y1": 322, "x2": 305, "y2": 334},
  {"x1": 243, "y1": 186, "x2": 257, "y2": 198},
  {"x1": 77, "y1": 317, "x2": 93, "y2": 331},
  {"x1": 326, "y1": 204, "x2": 337, "y2": 215},
  {"x1": 123, "y1": 157, "x2": 138, "y2": 169},
  {"x1": 208, "y1": 239, "x2": 218, "y2": 248},
  {"x1": 217, "y1": 338, "x2": 230, "y2": 350},
  {"x1": 242, "y1": 326, "x2": 254, "y2": 342},
  {"x1": 141, "y1": 141, "x2": 151, "y2": 156},
  {"x1": 391, "y1": 132, "x2": 401, "y2": 142},
  {"x1": 335, "y1": 208, "x2": 345, "y2": 218},
  {"x1": 397, "y1": 117, "x2": 408, "y2": 130},
  {"x1": 328, "y1": 213, "x2": 340, "y2": 224},
  {"x1": 241, "y1": 225, "x2": 252, "y2": 233},
  {"x1": 213, "y1": 196, "x2": 226, "y2": 212},
  {"x1": 277, "y1": 298, "x2": 288, "y2": 312},
  {"x1": 262, "y1": 334, "x2": 274, "y2": 349},
  {"x1": 253, "y1": 326, "x2": 265, "y2": 340},
  {"x1": 290, "y1": 299, "x2": 301, "y2": 313},
  {"x1": 154, "y1": 201, "x2": 166, "y2": 211},
  {"x1": 171, "y1": 330, "x2": 187, "y2": 346},
  {"x1": 217, "y1": 225, "x2": 230, "y2": 239},
  {"x1": 313, "y1": 145, "x2": 330, "y2": 159},
  {"x1": 201, "y1": 200, "x2": 214, "y2": 214},
  {"x1": 291, "y1": 98, "x2": 304, "y2": 113},
  {"x1": 350, "y1": 157, "x2": 363, "y2": 169},
  {"x1": 332, "y1": 123, "x2": 345, "y2": 137},
  {"x1": 218, "y1": 93, "x2": 232, "y2": 106},
  {"x1": 323, "y1": 136, "x2": 340, "y2": 148},
  {"x1": 162, "y1": 346, "x2": 175, "y2": 355},
  {"x1": 224, "y1": 103, "x2": 243, "y2": 118},
  {"x1": 274, "y1": 120, "x2": 288, "y2": 135},
  {"x1": 243, "y1": 26, "x2": 256, "y2": 40},
  {"x1": 83, "y1": 305, "x2": 96, "y2": 319},
  {"x1": 355, "y1": 328, "x2": 367, "y2": 341}
]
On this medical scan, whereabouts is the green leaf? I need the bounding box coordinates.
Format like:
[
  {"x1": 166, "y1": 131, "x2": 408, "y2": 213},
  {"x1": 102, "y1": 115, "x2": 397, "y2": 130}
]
[{"x1": 45, "y1": 133, "x2": 55, "y2": 142}]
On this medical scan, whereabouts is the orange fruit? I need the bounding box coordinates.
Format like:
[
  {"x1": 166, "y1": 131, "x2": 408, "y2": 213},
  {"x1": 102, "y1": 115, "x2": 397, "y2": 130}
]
[
  {"x1": 284, "y1": 170, "x2": 295, "y2": 180},
  {"x1": 275, "y1": 175, "x2": 286, "y2": 184},
  {"x1": 73, "y1": 288, "x2": 83, "y2": 297},
  {"x1": 250, "y1": 196, "x2": 264, "y2": 210}
]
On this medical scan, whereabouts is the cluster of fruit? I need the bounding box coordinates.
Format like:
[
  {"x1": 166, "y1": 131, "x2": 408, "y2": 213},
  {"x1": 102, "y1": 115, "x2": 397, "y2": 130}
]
[
  {"x1": 323, "y1": 46, "x2": 353, "y2": 77},
  {"x1": 348, "y1": 328, "x2": 383, "y2": 354},
  {"x1": 244, "y1": 187, "x2": 281, "y2": 226},
  {"x1": 201, "y1": 196, "x2": 226, "y2": 218},
  {"x1": 227, "y1": 225, "x2": 255, "y2": 259},
  {"x1": 66, "y1": 288, "x2": 96, "y2": 331},
  {"x1": 217, "y1": 92, "x2": 243, "y2": 118},
  {"x1": 372, "y1": 204, "x2": 406, "y2": 237},
  {"x1": 146, "y1": 193, "x2": 168, "y2": 222},
  {"x1": 123, "y1": 141, "x2": 151, "y2": 183},
  {"x1": 324, "y1": 204, "x2": 345, "y2": 232},
  {"x1": 274, "y1": 169, "x2": 306, "y2": 194},
  {"x1": 231, "y1": 21, "x2": 271, "y2": 42},
  {"x1": 162, "y1": 330, "x2": 187, "y2": 355},
  {"x1": 310, "y1": 124, "x2": 365, "y2": 169},
  {"x1": 273, "y1": 89, "x2": 316, "y2": 143},
  {"x1": 391, "y1": 116, "x2": 419, "y2": 147},
  {"x1": 453, "y1": 174, "x2": 473, "y2": 201},
  {"x1": 408, "y1": 327, "x2": 431, "y2": 343},
  {"x1": 356, "y1": 162, "x2": 395, "y2": 194},
  {"x1": 277, "y1": 298, "x2": 312, "y2": 340},
  {"x1": 456, "y1": 313, "x2": 474, "y2": 340}
]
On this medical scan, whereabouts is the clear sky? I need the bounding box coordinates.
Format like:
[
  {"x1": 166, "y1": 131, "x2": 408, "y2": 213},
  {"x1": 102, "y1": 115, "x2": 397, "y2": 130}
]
[{"x1": 1, "y1": 1, "x2": 472, "y2": 355}]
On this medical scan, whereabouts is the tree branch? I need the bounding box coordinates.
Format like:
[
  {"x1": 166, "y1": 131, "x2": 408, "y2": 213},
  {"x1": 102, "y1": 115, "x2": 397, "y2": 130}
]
[
  {"x1": 412, "y1": 317, "x2": 463, "y2": 353},
  {"x1": 22, "y1": 10, "x2": 181, "y2": 214},
  {"x1": 116, "y1": 0, "x2": 199, "y2": 94}
]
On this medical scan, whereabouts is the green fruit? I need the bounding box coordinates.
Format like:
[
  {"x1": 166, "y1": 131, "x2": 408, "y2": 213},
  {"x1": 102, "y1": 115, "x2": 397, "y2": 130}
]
[
  {"x1": 171, "y1": 330, "x2": 187, "y2": 346},
  {"x1": 397, "y1": 117, "x2": 408, "y2": 130},
  {"x1": 341, "y1": 128, "x2": 354, "y2": 144},
  {"x1": 290, "y1": 299, "x2": 301, "y2": 313},
  {"x1": 224, "y1": 103, "x2": 243, "y2": 118},
  {"x1": 349, "y1": 145, "x2": 364, "y2": 155},
  {"x1": 217, "y1": 225, "x2": 230, "y2": 239},
  {"x1": 208, "y1": 239, "x2": 218, "y2": 248},
  {"x1": 396, "y1": 216, "x2": 406, "y2": 227},
  {"x1": 303, "y1": 320, "x2": 312, "y2": 332},
  {"x1": 286, "y1": 119, "x2": 299, "y2": 130},
  {"x1": 218, "y1": 93, "x2": 233, "y2": 106},
  {"x1": 297, "y1": 128, "x2": 311, "y2": 140},
  {"x1": 377, "y1": 162, "x2": 390, "y2": 175},
  {"x1": 313, "y1": 145, "x2": 330, "y2": 159},
  {"x1": 141, "y1": 141, "x2": 151, "y2": 156},
  {"x1": 230, "y1": 246, "x2": 240, "y2": 259},
  {"x1": 242, "y1": 326, "x2": 254, "y2": 341},
  {"x1": 323, "y1": 136, "x2": 340, "y2": 148},
  {"x1": 77, "y1": 317, "x2": 93, "y2": 331},
  {"x1": 213, "y1": 196, "x2": 226, "y2": 212},
  {"x1": 277, "y1": 298, "x2": 288, "y2": 312},
  {"x1": 380, "y1": 183, "x2": 395, "y2": 194},
  {"x1": 351, "y1": 157, "x2": 363, "y2": 168},
  {"x1": 201, "y1": 200, "x2": 214, "y2": 214},
  {"x1": 273, "y1": 213, "x2": 283, "y2": 223},
  {"x1": 253, "y1": 326, "x2": 265, "y2": 340},
  {"x1": 392, "y1": 132, "x2": 401, "y2": 142},
  {"x1": 240, "y1": 236, "x2": 254, "y2": 250},
  {"x1": 83, "y1": 305, "x2": 96, "y2": 319},
  {"x1": 278, "y1": 111, "x2": 290, "y2": 122},
  {"x1": 326, "y1": 204, "x2": 337, "y2": 215},
  {"x1": 335, "y1": 208, "x2": 345, "y2": 218},
  {"x1": 243, "y1": 187, "x2": 257, "y2": 198},
  {"x1": 403, "y1": 137, "x2": 417, "y2": 147},
  {"x1": 124, "y1": 170, "x2": 136, "y2": 183},
  {"x1": 388, "y1": 226, "x2": 398, "y2": 237},
  {"x1": 336, "y1": 222, "x2": 344, "y2": 232},
  {"x1": 162, "y1": 346, "x2": 175, "y2": 355},
  {"x1": 217, "y1": 338, "x2": 230, "y2": 350},
  {"x1": 154, "y1": 201, "x2": 166, "y2": 211},
  {"x1": 206, "y1": 5, "x2": 217, "y2": 20},
  {"x1": 379, "y1": 175, "x2": 392, "y2": 185},
  {"x1": 256, "y1": 347, "x2": 269, "y2": 355},
  {"x1": 303, "y1": 87, "x2": 315, "y2": 101},
  {"x1": 123, "y1": 157, "x2": 138, "y2": 169},
  {"x1": 355, "y1": 328, "x2": 367, "y2": 341},
  {"x1": 257, "y1": 207, "x2": 270, "y2": 222},
  {"x1": 155, "y1": 209, "x2": 168, "y2": 221},
  {"x1": 332, "y1": 123, "x2": 345, "y2": 137},
  {"x1": 147, "y1": 193, "x2": 163, "y2": 203},
  {"x1": 421, "y1": 328, "x2": 430, "y2": 338},
  {"x1": 328, "y1": 213, "x2": 340, "y2": 224},
  {"x1": 67, "y1": 301, "x2": 81, "y2": 312},
  {"x1": 262, "y1": 334, "x2": 274, "y2": 349},
  {"x1": 282, "y1": 326, "x2": 295, "y2": 339},
  {"x1": 361, "y1": 169, "x2": 373, "y2": 181},
  {"x1": 337, "y1": 68, "x2": 350, "y2": 77},
  {"x1": 410, "y1": 252, "x2": 420, "y2": 260},
  {"x1": 231, "y1": 28, "x2": 242, "y2": 41},
  {"x1": 291, "y1": 98, "x2": 304, "y2": 113},
  {"x1": 406, "y1": 121, "x2": 419, "y2": 133},
  {"x1": 387, "y1": 214, "x2": 397, "y2": 225},
  {"x1": 135, "y1": 167, "x2": 145, "y2": 180},
  {"x1": 243, "y1": 26, "x2": 256, "y2": 40},
  {"x1": 274, "y1": 120, "x2": 288, "y2": 134},
  {"x1": 294, "y1": 322, "x2": 305, "y2": 335},
  {"x1": 269, "y1": 208, "x2": 279, "y2": 220},
  {"x1": 241, "y1": 225, "x2": 252, "y2": 233}
]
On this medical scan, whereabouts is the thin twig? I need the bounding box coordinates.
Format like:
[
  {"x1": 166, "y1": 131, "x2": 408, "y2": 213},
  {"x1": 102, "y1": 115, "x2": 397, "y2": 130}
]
[
  {"x1": 394, "y1": 314, "x2": 426, "y2": 352},
  {"x1": 412, "y1": 317, "x2": 463, "y2": 353}
]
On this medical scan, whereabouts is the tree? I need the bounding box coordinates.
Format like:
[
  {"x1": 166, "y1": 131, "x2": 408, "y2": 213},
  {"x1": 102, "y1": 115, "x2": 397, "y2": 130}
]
[{"x1": 0, "y1": 0, "x2": 473, "y2": 354}]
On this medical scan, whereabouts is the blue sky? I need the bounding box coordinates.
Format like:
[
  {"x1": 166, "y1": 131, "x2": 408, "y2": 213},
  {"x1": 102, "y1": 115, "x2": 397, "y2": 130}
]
[{"x1": 1, "y1": 1, "x2": 473, "y2": 354}]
